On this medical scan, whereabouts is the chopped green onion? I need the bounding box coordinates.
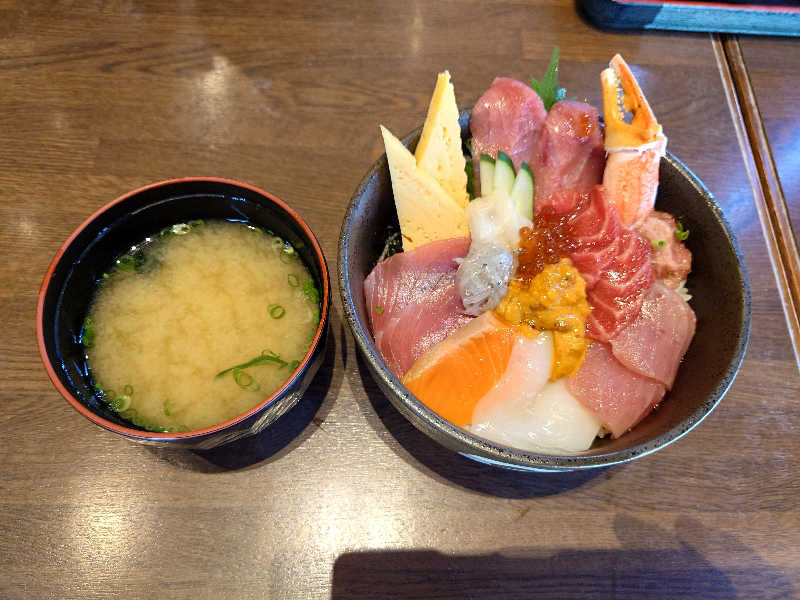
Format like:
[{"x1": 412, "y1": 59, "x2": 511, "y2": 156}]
[
  {"x1": 188, "y1": 219, "x2": 205, "y2": 229},
  {"x1": 216, "y1": 350, "x2": 288, "y2": 379},
  {"x1": 288, "y1": 359, "x2": 301, "y2": 371},
  {"x1": 111, "y1": 394, "x2": 132, "y2": 412},
  {"x1": 233, "y1": 368, "x2": 260, "y2": 391},
  {"x1": 302, "y1": 279, "x2": 320, "y2": 305},
  {"x1": 116, "y1": 254, "x2": 137, "y2": 271},
  {"x1": 102, "y1": 273, "x2": 110, "y2": 279},
  {"x1": 162, "y1": 400, "x2": 171, "y2": 416},
  {"x1": 82, "y1": 317, "x2": 95, "y2": 348},
  {"x1": 375, "y1": 306, "x2": 384, "y2": 314},
  {"x1": 675, "y1": 221, "x2": 690, "y2": 241},
  {"x1": 269, "y1": 304, "x2": 286, "y2": 319},
  {"x1": 652, "y1": 239, "x2": 667, "y2": 249},
  {"x1": 288, "y1": 274, "x2": 300, "y2": 287},
  {"x1": 123, "y1": 384, "x2": 134, "y2": 396},
  {"x1": 172, "y1": 223, "x2": 191, "y2": 235}
]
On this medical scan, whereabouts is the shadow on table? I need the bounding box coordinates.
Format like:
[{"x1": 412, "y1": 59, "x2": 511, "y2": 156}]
[
  {"x1": 330, "y1": 515, "x2": 795, "y2": 599},
  {"x1": 143, "y1": 322, "x2": 340, "y2": 472},
  {"x1": 352, "y1": 352, "x2": 604, "y2": 499}
]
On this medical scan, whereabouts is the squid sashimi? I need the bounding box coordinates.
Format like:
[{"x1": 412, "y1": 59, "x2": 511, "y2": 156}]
[
  {"x1": 471, "y1": 335, "x2": 603, "y2": 453},
  {"x1": 610, "y1": 281, "x2": 696, "y2": 390},
  {"x1": 364, "y1": 237, "x2": 473, "y2": 377},
  {"x1": 566, "y1": 342, "x2": 666, "y2": 438},
  {"x1": 531, "y1": 100, "x2": 606, "y2": 201},
  {"x1": 470, "y1": 77, "x2": 547, "y2": 172}
]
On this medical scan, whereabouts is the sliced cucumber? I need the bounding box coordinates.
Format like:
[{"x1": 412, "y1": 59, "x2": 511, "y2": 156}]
[
  {"x1": 510, "y1": 162, "x2": 534, "y2": 220},
  {"x1": 479, "y1": 154, "x2": 495, "y2": 196},
  {"x1": 493, "y1": 151, "x2": 515, "y2": 194}
]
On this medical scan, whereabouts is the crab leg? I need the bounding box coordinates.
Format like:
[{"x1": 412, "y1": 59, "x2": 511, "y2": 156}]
[{"x1": 601, "y1": 54, "x2": 667, "y2": 228}]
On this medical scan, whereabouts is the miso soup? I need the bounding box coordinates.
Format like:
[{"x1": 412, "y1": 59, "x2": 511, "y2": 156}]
[{"x1": 83, "y1": 220, "x2": 320, "y2": 432}]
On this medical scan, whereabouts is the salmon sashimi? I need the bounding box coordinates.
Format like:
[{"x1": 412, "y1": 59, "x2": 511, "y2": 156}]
[
  {"x1": 566, "y1": 342, "x2": 666, "y2": 438},
  {"x1": 610, "y1": 281, "x2": 696, "y2": 390},
  {"x1": 402, "y1": 312, "x2": 517, "y2": 426}
]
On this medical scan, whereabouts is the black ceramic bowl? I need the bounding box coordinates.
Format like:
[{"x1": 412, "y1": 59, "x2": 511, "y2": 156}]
[
  {"x1": 38, "y1": 177, "x2": 330, "y2": 449},
  {"x1": 339, "y1": 112, "x2": 751, "y2": 471}
]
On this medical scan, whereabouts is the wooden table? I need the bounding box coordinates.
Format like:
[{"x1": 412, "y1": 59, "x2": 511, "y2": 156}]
[{"x1": 2, "y1": 2, "x2": 798, "y2": 598}]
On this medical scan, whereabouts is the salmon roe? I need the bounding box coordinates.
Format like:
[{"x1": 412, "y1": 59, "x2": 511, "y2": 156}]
[{"x1": 516, "y1": 213, "x2": 576, "y2": 281}]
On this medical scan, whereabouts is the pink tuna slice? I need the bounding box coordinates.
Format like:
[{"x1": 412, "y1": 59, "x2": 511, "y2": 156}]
[
  {"x1": 566, "y1": 342, "x2": 666, "y2": 438},
  {"x1": 469, "y1": 77, "x2": 547, "y2": 171},
  {"x1": 531, "y1": 101, "x2": 605, "y2": 201},
  {"x1": 586, "y1": 230, "x2": 654, "y2": 343},
  {"x1": 635, "y1": 211, "x2": 692, "y2": 289},
  {"x1": 363, "y1": 237, "x2": 473, "y2": 378},
  {"x1": 610, "y1": 281, "x2": 696, "y2": 390}
]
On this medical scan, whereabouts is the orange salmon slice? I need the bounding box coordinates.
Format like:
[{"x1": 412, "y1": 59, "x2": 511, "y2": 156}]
[{"x1": 402, "y1": 311, "x2": 517, "y2": 426}]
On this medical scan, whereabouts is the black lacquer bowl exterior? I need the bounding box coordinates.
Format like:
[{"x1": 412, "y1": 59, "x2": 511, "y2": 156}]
[
  {"x1": 38, "y1": 177, "x2": 330, "y2": 449},
  {"x1": 339, "y1": 111, "x2": 750, "y2": 471}
]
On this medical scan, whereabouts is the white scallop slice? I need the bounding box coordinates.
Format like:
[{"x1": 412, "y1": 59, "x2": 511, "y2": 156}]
[{"x1": 469, "y1": 332, "x2": 602, "y2": 454}]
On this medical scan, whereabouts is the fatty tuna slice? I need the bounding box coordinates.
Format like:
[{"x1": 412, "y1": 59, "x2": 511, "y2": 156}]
[
  {"x1": 469, "y1": 77, "x2": 547, "y2": 172},
  {"x1": 566, "y1": 342, "x2": 666, "y2": 438},
  {"x1": 610, "y1": 281, "x2": 696, "y2": 390},
  {"x1": 531, "y1": 101, "x2": 605, "y2": 201},
  {"x1": 586, "y1": 230, "x2": 654, "y2": 342},
  {"x1": 635, "y1": 211, "x2": 692, "y2": 289},
  {"x1": 363, "y1": 237, "x2": 473, "y2": 378}
]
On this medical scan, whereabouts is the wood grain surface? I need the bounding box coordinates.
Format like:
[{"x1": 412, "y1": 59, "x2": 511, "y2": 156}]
[{"x1": 1, "y1": 2, "x2": 798, "y2": 599}]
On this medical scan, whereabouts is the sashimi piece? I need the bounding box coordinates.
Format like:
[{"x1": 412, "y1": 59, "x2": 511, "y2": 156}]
[
  {"x1": 470, "y1": 331, "x2": 603, "y2": 453},
  {"x1": 635, "y1": 211, "x2": 692, "y2": 289},
  {"x1": 531, "y1": 101, "x2": 605, "y2": 200},
  {"x1": 471, "y1": 330, "x2": 554, "y2": 423},
  {"x1": 586, "y1": 230, "x2": 654, "y2": 342},
  {"x1": 457, "y1": 189, "x2": 532, "y2": 315},
  {"x1": 403, "y1": 312, "x2": 517, "y2": 426},
  {"x1": 364, "y1": 237, "x2": 470, "y2": 334},
  {"x1": 469, "y1": 77, "x2": 547, "y2": 172},
  {"x1": 562, "y1": 186, "x2": 622, "y2": 289},
  {"x1": 379, "y1": 273, "x2": 473, "y2": 377},
  {"x1": 364, "y1": 237, "x2": 472, "y2": 377},
  {"x1": 610, "y1": 281, "x2": 696, "y2": 390},
  {"x1": 566, "y1": 342, "x2": 666, "y2": 438}
]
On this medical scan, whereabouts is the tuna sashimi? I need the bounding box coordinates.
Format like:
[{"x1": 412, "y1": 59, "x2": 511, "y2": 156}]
[
  {"x1": 610, "y1": 281, "x2": 696, "y2": 389},
  {"x1": 562, "y1": 186, "x2": 622, "y2": 288},
  {"x1": 586, "y1": 231, "x2": 654, "y2": 343},
  {"x1": 531, "y1": 101, "x2": 605, "y2": 200},
  {"x1": 566, "y1": 342, "x2": 666, "y2": 438},
  {"x1": 364, "y1": 237, "x2": 473, "y2": 377},
  {"x1": 469, "y1": 77, "x2": 547, "y2": 171},
  {"x1": 635, "y1": 211, "x2": 692, "y2": 289}
]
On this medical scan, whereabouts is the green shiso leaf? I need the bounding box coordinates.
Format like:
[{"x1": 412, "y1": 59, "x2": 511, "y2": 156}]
[{"x1": 530, "y1": 46, "x2": 567, "y2": 111}]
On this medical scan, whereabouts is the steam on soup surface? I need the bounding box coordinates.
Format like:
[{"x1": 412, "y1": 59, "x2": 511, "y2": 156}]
[{"x1": 83, "y1": 220, "x2": 320, "y2": 432}]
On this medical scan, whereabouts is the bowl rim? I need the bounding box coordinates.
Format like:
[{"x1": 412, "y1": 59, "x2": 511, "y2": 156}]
[
  {"x1": 338, "y1": 119, "x2": 751, "y2": 471},
  {"x1": 37, "y1": 176, "x2": 331, "y2": 442}
]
